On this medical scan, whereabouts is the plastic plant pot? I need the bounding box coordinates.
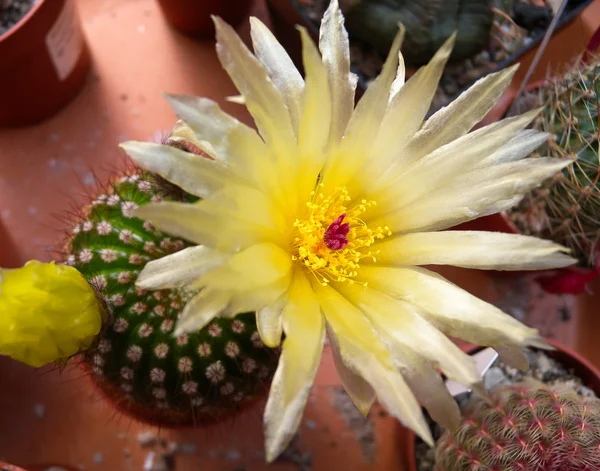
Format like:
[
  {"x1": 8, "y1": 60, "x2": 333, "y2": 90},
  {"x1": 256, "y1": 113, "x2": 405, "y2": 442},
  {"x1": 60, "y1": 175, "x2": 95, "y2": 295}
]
[
  {"x1": 402, "y1": 338, "x2": 600, "y2": 471},
  {"x1": 0, "y1": 0, "x2": 91, "y2": 127},
  {"x1": 156, "y1": 0, "x2": 253, "y2": 38},
  {"x1": 264, "y1": 0, "x2": 593, "y2": 103}
]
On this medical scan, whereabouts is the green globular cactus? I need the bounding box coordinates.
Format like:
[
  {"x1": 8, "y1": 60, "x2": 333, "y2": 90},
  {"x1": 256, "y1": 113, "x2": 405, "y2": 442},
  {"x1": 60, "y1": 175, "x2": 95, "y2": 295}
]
[
  {"x1": 507, "y1": 55, "x2": 600, "y2": 269},
  {"x1": 341, "y1": 0, "x2": 494, "y2": 66},
  {"x1": 63, "y1": 168, "x2": 279, "y2": 426},
  {"x1": 435, "y1": 381, "x2": 600, "y2": 471}
]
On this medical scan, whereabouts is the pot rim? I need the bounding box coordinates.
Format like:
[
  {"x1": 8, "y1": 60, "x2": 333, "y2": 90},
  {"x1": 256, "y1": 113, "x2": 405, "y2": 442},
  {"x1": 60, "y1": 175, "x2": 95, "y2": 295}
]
[
  {"x1": 403, "y1": 338, "x2": 600, "y2": 471},
  {"x1": 0, "y1": 0, "x2": 45, "y2": 45}
]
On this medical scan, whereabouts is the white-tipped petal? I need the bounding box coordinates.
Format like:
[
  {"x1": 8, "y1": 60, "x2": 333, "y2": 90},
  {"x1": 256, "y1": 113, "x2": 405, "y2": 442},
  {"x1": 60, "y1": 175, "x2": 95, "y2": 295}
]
[
  {"x1": 327, "y1": 323, "x2": 376, "y2": 416},
  {"x1": 174, "y1": 289, "x2": 230, "y2": 336},
  {"x1": 338, "y1": 284, "x2": 479, "y2": 387},
  {"x1": 120, "y1": 141, "x2": 236, "y2": 198},
  {"x1": 297, "y1": 26, "x2": 332, "y2": 195},
  {"x1": 324, "y1": 24, "x2": 405, "y2": 190},
  {"x1": 364, "y1": 33, "x2": 455, "y2": 180},
  {"x1": 373, "y1": 231, "x2": 575, "y2": 270},
  {"x1": 360, "y1": 265, "x2": 544, "y2": 354},
  {"x1": 315, "y1": 283, "x2": 433, "y2": 446},
  {"x1": 250, "y1": 17, "x2": 304, "y2": 134},
  {"x1": 214, "y1": 17, "x2": 296, "y2": 159},
  {"x1": 405, "y1": 64, "x2": 520, "y2": 164},
  {"x1": 477, "y1": 130, "x2": 550, "y2": 168},
  {"x1": 376, "y1": 158, "x2": 572, "y2": 233},
  {"x1": 264, "y1": 272, "x2": 324, "y2": 463},
  {"x1": 319, "y1": 0, "x2": 356, "y2": 146},
  {"x1": 133, "y1": 202, "x2": 220, "y2": 247},
  {"x1": 136, "y1": 245, "x2": 226, "y2": 290},
  {"x1": 257, "y1": 295, "x2": 285, "y2": 348},
  {"x1": 369, "y1": 108, "x2": 542, "y2": 214}
]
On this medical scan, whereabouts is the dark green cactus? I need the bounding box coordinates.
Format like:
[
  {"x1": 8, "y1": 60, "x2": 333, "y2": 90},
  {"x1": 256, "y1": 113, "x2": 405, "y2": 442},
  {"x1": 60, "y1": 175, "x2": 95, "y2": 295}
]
[
  {"x1": 64, "y1": 169, "x2": 278, "y2": 426},
  {"x1": 507, "y1": 54, "x2": 600, "y2": 269},
  {"x1": 341, "y1": 0, "x2": 494, "y2": 66}
]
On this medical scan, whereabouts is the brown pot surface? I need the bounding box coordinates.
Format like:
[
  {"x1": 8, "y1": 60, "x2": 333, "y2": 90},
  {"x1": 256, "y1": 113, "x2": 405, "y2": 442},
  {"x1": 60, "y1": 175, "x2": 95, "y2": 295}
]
[
  {"x1": 156, "y1": 0, "x2": 253, "y2": 37},
  {"x1": 0, "y1": 0, "x2": 91, "y2": 126},
  {"x1": 1, "y1": 1, "x2": 600, "y2": 470}
]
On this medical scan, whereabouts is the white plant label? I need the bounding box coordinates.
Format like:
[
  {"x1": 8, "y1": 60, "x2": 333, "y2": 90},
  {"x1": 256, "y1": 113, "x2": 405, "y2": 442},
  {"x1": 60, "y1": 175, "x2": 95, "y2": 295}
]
[{"x1": 45, "y1": 0, "x2": 84, "y2": 81}]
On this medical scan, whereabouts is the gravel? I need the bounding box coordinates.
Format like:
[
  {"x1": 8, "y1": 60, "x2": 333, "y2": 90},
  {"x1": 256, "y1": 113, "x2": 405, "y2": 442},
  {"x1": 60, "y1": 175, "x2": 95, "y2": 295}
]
[
  {"x1": 0, "y1": 0, "x2": 39, "y2": 36},
  {"x1": 414, "y1": 348, "x2": 599, "y2": 471}
]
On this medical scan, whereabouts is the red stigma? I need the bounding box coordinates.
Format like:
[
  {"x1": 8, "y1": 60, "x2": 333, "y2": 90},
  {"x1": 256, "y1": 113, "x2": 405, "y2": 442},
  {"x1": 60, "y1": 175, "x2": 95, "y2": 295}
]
[{"x1": 324, "y1": 214, "x2": 350, "y2": 250}]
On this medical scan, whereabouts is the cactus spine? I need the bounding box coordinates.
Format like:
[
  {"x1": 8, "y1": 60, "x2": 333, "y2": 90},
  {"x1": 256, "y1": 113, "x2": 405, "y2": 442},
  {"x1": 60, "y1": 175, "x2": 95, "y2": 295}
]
[{"x1": 435, "y1": 381, "x2": 600, "y2": 471}]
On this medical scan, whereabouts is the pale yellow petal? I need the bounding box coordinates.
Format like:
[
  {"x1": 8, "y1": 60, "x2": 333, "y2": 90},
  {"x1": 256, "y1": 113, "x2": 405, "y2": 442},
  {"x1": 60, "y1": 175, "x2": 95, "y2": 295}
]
[
  {"x1": 314, "y1": 283, "x2": 433, "y2": 446},
  {"x1": 168, "y1": 120, "x2": 211, "y2": 152},
  {"x1": 174, "y1": 288, "x2": 230, "y2": 336},
  {"x1": 391, "y1": 350, "x2": 461, "y2": 432},
  {"x1": 133, "y1": 202, "x2": 221, "y2": 247},
  {"x1": 264, "y1": 271, "x2": 324, "y2": 462},
  {"x1": 326, "y1": 322, "x2": 376, "y2": 416},
  {"x1": 389, "y1": 52, "x2": 406, "y2": 101},
  {"x1": 134, "y1": 191, "x2": 284, "y2": 252},
  {"x1": 164, "y1": 94, "x2": 284, "y2": 202},
  {"x1": 376, "y1": 158, "x2": 572, "y2": 233},
  {"x1": 164, "y1": 94, "x2": 266, "y2": 166},
  {"x1": 359, "y1": 265, "x2": 545, "y2": 369},
  {"x1": 323, "y1": 25, "x2": 405, "y2": 190},
  {"x1": 223, "y1": 279, "x2": 292, "y2": 318},
  {"x1": 368, "y1": 109, "x2": 540, "y2": 215},
  {"x1": 194, "y1": 242, "x2": 292, "y2": 291},
  {"x1": 296, "y1": 27, "x2": 332, "y2": 198},
  {"x1": 256, "y1": 295, "x2": 285, "y2": 348},
  {"x1": 373, "y1": 231, "x2": 575, "y2": 270},
  {"x1": 363, "y1": 33, "x2": 455, "y2": 181},
  {"x1": 136, "y1": 245, "x2": 226, "y2": 290},
  {"x1": 476, "y1": 130, "x2": 550, "y2": 168},
  {"x1": 120, "y1": 141, "x2": 238, "y2": 198},
  {"x1": 319, "y1": 0, "x2": 356, "y2": 146},
  {"x1": 250, "y1": 17, "x2": 304, "y2": 135},
  {"x1": 337, "y1": 284, "x2": 479, "y2": 387},
  {"x1": 214, "y1": 17, "x2": 296, "y2": 161},
  {"x1": 225, "y1": 95, "x2": 245, "y2": 105},
  {"x1": 403, "y1": 65, "x2": 519, "y2": 165}
]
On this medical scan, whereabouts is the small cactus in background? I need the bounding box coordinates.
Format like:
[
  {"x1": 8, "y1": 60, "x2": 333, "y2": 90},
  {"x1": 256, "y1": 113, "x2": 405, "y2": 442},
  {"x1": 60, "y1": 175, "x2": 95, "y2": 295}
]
[
  {"x1": 63, "y1": 152, "x2": 278, "y2": 426},
  {"x1": 435, "y1": 381, "x2": 600, "y2": 471},
  {"x1": 341, "y1": 0, "x2": 495, "y2": 66},
  {"x1": 507, "y1": 54, "x2": 600, "y2": 271}
]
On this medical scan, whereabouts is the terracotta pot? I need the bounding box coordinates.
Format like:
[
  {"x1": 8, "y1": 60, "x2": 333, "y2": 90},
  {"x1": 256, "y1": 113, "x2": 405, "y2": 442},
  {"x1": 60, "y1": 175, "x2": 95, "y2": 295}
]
[
  {"x1": 0, "y1": 462, "x2": 80, "y2": 471},
  {"x1": 0, "y1": 464, "x2": 26, "y2": 471},
  {"x1": 0, "y1": 218, "x2": 21, "y2": 268},
  {"x1": 401, "y1": 339, "x2": 600, "y2": 471},
  {"x1": 0, "y1": 0, "x2": 91, "y2": 127},
  {"x1": 156, "y1": 0, "x2": 253, "y2": 38}
]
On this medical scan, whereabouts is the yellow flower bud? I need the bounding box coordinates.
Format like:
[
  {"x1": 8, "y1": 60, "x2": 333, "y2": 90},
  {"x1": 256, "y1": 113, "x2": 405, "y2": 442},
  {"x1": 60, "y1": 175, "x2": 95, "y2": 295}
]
[{"x1": 0, "y1": 260, "x2": 105, "y2": 368}]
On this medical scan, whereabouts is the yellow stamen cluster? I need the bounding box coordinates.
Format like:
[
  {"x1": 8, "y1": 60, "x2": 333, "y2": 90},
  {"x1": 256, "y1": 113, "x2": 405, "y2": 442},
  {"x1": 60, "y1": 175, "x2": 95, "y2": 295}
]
[{"x1": 292, "y1": 185, "x2": 391, "y2": 286}]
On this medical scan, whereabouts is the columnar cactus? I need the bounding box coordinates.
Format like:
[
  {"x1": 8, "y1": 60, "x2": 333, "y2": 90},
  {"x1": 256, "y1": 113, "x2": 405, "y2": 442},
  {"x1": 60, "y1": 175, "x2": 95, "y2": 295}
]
[
  {"x1": 341, "y1": 0, "x2": 494, "y2": 66},
  {"x1": 435, "y1": 381, "x2": 600, "y2": 471},
  {"x1": 63, "y1": 163, "x2": 279, "y2": 426},
  {"x1": 507, "y1": 54, "x2": 600, "y2": 270}
]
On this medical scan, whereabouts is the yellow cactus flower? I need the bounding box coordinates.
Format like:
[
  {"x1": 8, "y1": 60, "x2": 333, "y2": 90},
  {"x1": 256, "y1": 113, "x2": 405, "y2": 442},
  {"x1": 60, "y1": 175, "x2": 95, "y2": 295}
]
[
  {"x1": 120, "y1": 0, "x2": 575, "y2": 462},
  {"x1": 0, "y1": 261, "x2": 104, "y2": 368}
]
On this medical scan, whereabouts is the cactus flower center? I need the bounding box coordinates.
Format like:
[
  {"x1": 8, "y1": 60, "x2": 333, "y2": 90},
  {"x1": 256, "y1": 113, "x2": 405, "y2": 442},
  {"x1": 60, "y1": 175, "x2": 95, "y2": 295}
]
[{"x1": 291, "y1": 185, "x2": 391, "y2": 286}]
